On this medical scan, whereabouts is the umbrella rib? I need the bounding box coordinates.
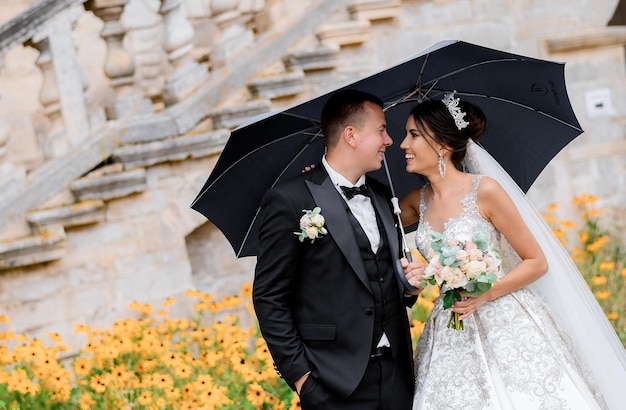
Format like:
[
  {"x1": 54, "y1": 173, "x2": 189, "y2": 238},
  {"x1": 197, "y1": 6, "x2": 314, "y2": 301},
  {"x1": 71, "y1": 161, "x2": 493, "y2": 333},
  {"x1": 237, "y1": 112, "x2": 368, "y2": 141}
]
[
  {"x1": 236, "y1": 130, "x2": 323, "y2": 257},
  {"x1": 193, "y1": 124, "x2": 322, "y2": 200},
  {"x1": 420, "y1": 58, "x2": 525, "y2": 88},
  {"x1": 429, "y1": 90, "x2": 583, "y2": 131}
]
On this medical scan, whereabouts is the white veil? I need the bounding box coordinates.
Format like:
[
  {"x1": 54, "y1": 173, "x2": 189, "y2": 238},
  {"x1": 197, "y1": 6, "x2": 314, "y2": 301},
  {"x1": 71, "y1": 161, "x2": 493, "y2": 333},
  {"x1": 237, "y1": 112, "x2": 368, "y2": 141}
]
[{"x1": 464, "y1": 140, "x2": 626, "y2": 409}]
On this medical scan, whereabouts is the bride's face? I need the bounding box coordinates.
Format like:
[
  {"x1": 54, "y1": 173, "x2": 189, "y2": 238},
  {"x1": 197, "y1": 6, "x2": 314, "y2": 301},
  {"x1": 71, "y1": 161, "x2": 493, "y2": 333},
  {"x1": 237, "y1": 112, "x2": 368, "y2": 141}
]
[{"x1": 400, "y1": 115, "x2": 440, "y2": 175}]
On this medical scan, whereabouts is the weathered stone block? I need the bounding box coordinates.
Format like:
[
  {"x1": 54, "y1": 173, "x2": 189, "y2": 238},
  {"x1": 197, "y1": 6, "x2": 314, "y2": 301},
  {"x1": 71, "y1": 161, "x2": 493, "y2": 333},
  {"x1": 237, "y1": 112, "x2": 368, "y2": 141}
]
[
  {"x1": 247, "y1": 69, "x2": 305, "y2": 99},
  {"x1": 27, "y1": 199, "x2": 105, "y2": 228},
  {"x1": 0, "y1": 224, "x2": 67, "y2": 270},
  {"x1": 210, "y1": 99, "x2": 272, "y2": 129},
  {"x1": 70, "y1": 167, "x2": 147, "y2": 201}
]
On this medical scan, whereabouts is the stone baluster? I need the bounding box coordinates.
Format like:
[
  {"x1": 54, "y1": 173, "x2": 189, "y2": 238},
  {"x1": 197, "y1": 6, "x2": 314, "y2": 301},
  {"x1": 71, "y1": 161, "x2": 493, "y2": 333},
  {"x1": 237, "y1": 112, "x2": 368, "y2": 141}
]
[
  {"x1": 209, "y1": 0, "x2": 254, "y2": 68},
  {"x1": 28, "y1": 36, "x2": 67, "y2": 158},
  {"x1": 158, "y1": 0, "x2": 208, "y2": 106},
  {"x1": 85, "y1": 0, "x2": 152, "y2": 120}
]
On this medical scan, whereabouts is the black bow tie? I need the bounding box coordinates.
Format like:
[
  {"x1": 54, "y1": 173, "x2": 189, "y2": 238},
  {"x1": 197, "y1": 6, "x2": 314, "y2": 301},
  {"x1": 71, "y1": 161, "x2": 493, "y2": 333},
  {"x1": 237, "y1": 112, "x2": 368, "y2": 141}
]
[{"x1": 340, "y1": 185, "x2": 371, "y2": 200}]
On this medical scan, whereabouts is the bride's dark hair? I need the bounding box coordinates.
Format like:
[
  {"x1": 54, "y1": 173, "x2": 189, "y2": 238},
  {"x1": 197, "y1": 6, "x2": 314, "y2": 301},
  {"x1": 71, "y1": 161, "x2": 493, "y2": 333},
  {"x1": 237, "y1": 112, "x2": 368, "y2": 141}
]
[{"x1": 410, "y1": 98, "x2": 486, "y2": 165}]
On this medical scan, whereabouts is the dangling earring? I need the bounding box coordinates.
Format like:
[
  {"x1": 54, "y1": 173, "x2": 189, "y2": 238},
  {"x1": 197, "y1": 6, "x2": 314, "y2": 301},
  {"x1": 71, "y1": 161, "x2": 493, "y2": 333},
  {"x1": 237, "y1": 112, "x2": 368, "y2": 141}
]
[{"x1": 438, "y1": 152, "x2": 446, "y2": 179}]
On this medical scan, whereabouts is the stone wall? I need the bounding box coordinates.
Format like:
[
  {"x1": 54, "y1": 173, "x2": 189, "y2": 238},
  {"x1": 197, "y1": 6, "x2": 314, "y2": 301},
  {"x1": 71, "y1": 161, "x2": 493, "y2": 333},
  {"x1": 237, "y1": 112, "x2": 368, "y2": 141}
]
[{"x1": 0, "y1": 0, "x2": 624, "y2": 352}]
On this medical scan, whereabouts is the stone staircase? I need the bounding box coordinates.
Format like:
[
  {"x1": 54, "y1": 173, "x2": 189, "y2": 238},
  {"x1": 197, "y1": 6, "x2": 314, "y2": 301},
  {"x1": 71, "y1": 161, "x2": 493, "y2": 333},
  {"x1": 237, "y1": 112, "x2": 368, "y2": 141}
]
[{"x1": 0, "y1": 0, "x2": 405, "y2": 270}]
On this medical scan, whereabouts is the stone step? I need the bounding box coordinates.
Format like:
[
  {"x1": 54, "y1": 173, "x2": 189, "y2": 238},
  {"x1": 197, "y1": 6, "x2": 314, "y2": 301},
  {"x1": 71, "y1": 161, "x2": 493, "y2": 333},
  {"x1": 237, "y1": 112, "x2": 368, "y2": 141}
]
[
  {"x1": 210, "y1": 99, "x2": 273, "y2": 129},
  {"x1": 317, "y1": 19, "x2": 371, "y2": 47},
  {"x1": 26, "y1": 199, "x2": 105, "y2": 229},
  {"x1": 0, "y1": 224, "x2": 67, "y2": 270},
  {"x1": 283, "y1": 44, "x2": 340, "y2": 72},
  {"x1": 247, "y1": 69, "x2": 305, "y2": 100},
  {"x1": 112, "y1": 128, "x2": 230, "y2": 169},
  {"x1": 70, "y1": 165, "x2": 147, "y2": 202},
  {"x1": 348, "y1": 0, "x2": 402, "y2": 22}
]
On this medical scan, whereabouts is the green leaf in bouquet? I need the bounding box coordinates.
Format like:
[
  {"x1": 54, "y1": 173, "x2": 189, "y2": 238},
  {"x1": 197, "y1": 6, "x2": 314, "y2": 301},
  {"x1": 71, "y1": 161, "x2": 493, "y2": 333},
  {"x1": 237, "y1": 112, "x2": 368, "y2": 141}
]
[
  {"x1": 443, "y1": 290, "x2": 461, "y2": 310},
  {"x1": 443, "y1": 255, "x2": 458, "y2": 266},
  {"x1": 475, "y1": 239, "x2": 488, "y2": 250},
  {"x1": 465, "y1": 281, "x2": 477, "y2": 293},
  {"x1": 477, "y1": 282, "x2": 491, "y2": 292}
]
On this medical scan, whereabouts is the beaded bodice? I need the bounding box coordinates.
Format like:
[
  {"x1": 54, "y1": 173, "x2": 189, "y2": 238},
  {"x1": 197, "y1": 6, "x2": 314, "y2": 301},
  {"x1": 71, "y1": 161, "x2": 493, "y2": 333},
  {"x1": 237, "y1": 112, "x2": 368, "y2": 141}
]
[{"x1": 415, "y1": 175, "x2": 501, "y2": 262}]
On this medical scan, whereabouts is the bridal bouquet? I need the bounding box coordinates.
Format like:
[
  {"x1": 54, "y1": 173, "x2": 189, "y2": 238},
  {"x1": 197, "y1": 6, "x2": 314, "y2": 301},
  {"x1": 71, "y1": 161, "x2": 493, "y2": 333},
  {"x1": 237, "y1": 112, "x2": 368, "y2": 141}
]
[{"x1": 421, "y1": 228, "x2": 501, "y2": 330}]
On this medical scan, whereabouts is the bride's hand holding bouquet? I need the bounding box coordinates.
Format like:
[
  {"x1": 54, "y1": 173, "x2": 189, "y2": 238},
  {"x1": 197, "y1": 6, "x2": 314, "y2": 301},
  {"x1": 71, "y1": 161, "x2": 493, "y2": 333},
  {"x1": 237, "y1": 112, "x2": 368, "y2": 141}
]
[{"x1": 421, "y1": 227, "x2": 501, "y2": 330}]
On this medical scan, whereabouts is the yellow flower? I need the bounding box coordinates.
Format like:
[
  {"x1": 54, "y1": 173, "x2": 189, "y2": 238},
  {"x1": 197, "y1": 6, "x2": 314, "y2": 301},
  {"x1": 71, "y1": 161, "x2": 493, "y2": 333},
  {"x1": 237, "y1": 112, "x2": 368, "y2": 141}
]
[
  {"x1": 621, "y1": 268, "x2": 626, "y2": 280},
  {"x1": 290, "y1": 393, "x2": 302, "y2": 409},
  {"x1": 89, "y1": 374, "x2": 108, "y2": 394},
  {"x1": 73, "y1": 357, "x2": 92, "y2": 377},
  {"x1": 547, "y1": 203, "x2": 559, "y2": 212},
  {"x1": 599, "y1": 261, "x2": 616, "y2": 271},
  {"x1": 587, "y1": 236, "x2": 609, "y2": 254},
  {"x1": 202, "y1": 385, "x2": 231, "y2": 407},
  {"x1": 140, "y1": 303, "x2": 154, "y2": 316},
  {"x1": 163, "y1": 296, "x2": 176, "y2": 307},
  {"x1": 0, "y1": 330, "x2": 15, "y2": 341},
  {"x1": 47, "y1": 331, "x2": 63, "y2": 343},
  {"x1": 255, "y1": 341, "x2": 273, "y2": 362},
  {"x1": 595, "y1": 290, "x2": 611, "y2": 300},
  {"x1": 552, "y1": 228, "x2": 566, "y2": 240},
  {"x1": 128, "y1": 300, "x2": 143, "y2": 310},
  {"x1": 579, "y1": 231, "x2": 589, "y2": 244},
  {"x1": 410, "y1": 319, "x2": 425, "y2": 339},
  {"x1": 247, "y1": 382, "x2": 267, "y2": 407},
  {"x1": 607, "y1": 312, "x2": 618, "y2": 321},
  {"x1": 583, "y1": 209, "x2": 605, "y2": 219},
  {"x1": 557, "y1": 219, "x2": 575, "y2": 229},
  {"x1": 194, "y1": 301, "x2": 211, "y2": 311},
  {"x1": 418, "y1": 297, "x2": 435, "y2": 311},
  {"x1": 571, "y1": 193, "x2": 599, "y2": 206},
  {"x1": 241, "y1": 282, "x2": 253, "y2": 299},
  {"x1": 173, "y1": 363, "x2": 192, "y2": 379},
  {"x1": 0, "y1": 314, "x2": 9, "y2": 323},
  {"x1": 543, "y1": 214, "x2": 556, "y2": 224},
  {"x1": 591, "y1": 275, "x2": 608, "y2": 286},
  {"x1": 138, "y1": 391, "x2": 153, "y2": 406},
  {"x1": 79, "y1": 392, "x2": 96, "y2": 410}
]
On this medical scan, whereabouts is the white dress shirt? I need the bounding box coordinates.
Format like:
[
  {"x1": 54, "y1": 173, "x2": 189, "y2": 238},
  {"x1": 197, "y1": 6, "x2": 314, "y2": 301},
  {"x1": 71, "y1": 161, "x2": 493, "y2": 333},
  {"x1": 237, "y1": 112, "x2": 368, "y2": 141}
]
[
  {"x1": 321, "y1": 156, "x2": 390, "y2": 348},
  {"x1": 322, "y1": 156, "x2": 380, "y2": 253}
]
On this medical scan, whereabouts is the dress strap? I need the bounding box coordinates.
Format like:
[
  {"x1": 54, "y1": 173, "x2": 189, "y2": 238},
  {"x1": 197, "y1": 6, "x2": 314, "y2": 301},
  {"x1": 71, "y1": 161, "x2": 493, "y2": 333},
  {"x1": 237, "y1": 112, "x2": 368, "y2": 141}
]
[
  {"x1": 461, "y1": 175, "x2": 483, "y2": 215},
  {"x1": 419, "y1": 184, "x2": 428, "y2": 221}
]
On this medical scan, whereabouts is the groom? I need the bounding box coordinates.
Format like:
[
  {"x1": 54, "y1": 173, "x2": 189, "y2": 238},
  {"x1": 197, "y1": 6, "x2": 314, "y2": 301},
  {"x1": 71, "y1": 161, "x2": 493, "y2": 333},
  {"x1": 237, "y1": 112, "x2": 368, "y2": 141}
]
[{"x1": 253, "y1": 89, "x2": 424, "y2": 409}]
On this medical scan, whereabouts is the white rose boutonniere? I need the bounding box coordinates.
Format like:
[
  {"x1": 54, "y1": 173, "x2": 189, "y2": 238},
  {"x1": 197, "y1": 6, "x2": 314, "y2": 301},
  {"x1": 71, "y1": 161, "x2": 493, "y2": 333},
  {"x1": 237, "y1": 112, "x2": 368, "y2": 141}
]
[{"x1": 294, "y1": 207, "x2": 327, "y2": 243}]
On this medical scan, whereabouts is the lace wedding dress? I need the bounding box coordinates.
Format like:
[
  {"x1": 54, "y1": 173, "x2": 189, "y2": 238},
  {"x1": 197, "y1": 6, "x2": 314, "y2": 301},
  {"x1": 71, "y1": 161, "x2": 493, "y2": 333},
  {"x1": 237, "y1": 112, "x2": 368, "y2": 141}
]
[{"x1": 412, "y1": 176, "x2": 607, "y2": 410}]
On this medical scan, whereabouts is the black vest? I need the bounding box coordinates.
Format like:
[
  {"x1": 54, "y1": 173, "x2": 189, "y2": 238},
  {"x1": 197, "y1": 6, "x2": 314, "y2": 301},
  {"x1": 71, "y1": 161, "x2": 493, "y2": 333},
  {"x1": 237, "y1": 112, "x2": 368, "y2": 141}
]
[{"x1": 345, "y1": 204, "x2": 405, "y2": 356}]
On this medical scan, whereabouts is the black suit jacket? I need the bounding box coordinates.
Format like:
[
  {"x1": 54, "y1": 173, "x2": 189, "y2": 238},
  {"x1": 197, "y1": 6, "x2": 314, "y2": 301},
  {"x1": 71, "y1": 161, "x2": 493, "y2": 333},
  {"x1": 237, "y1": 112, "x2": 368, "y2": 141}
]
[{"x1": 253, "y1": 166, "x2": 416, "y2": 398}]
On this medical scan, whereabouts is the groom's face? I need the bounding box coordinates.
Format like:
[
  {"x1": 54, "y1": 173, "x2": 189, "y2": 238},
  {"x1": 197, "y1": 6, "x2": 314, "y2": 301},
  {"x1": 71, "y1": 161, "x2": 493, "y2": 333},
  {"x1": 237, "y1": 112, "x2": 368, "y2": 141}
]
[{"x1": 352, "y1": 102, "x2": 392, "y2": 173}]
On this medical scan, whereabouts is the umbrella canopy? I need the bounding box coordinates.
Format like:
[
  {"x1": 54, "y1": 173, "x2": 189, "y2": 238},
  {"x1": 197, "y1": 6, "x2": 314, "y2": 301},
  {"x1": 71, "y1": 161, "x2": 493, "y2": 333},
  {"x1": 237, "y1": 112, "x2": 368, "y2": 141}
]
[{"x1": 191, "y1": 40, "x2": 583, "y2": 257}]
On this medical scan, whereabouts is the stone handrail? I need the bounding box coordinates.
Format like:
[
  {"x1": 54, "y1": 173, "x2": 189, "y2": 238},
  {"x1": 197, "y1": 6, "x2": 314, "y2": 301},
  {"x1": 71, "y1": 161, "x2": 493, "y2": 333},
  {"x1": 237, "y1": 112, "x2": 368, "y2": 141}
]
[
  {"x1": 0, "y1": 0, "x2": 353, "y2": 235},
  {"x1": 0, "y1": 0, "x2": 86, "y2": 62}
]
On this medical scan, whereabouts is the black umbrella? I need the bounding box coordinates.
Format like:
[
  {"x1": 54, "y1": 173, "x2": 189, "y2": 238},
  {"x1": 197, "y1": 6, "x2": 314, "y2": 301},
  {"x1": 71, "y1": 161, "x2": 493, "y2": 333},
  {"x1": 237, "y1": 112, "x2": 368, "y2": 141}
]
[{"x1": 191, "y1": 40, "x2": 583, "y2": 261}]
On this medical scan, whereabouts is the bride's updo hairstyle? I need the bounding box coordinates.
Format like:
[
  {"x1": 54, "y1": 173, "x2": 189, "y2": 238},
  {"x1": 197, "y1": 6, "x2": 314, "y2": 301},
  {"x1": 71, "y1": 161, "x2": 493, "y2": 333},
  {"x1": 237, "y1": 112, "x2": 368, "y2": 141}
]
[{"x1": 410, "y1": 97, "x2": 486, "y2": 166}]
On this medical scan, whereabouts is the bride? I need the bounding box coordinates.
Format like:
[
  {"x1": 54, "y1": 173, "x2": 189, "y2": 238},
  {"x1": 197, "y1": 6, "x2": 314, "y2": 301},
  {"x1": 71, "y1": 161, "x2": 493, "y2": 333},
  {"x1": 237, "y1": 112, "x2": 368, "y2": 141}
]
[{"x1": 398, "y1": 93, "x2": 626, "y2": 409}]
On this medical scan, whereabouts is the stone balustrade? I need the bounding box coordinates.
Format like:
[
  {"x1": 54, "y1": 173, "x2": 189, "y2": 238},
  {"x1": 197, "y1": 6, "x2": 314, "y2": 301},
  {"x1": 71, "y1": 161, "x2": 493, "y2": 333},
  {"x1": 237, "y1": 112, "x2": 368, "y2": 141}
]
[{"x1": 0, "y1": 0, "x2": 364, "y2": 272}]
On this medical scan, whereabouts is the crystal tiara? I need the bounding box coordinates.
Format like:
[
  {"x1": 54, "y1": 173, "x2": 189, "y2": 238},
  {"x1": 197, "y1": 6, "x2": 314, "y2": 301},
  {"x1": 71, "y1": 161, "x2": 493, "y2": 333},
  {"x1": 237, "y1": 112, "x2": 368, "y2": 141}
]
[{"x1": 442, "y1": 91, "x2": 469, "y2": 130}]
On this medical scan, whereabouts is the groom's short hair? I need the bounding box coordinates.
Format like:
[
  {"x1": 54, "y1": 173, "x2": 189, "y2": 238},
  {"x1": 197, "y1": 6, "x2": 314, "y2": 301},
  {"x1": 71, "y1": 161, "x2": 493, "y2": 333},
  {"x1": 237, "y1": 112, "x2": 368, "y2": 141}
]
[{"x1": 321, "y1": 89, "x2": 384, "y2": 150}]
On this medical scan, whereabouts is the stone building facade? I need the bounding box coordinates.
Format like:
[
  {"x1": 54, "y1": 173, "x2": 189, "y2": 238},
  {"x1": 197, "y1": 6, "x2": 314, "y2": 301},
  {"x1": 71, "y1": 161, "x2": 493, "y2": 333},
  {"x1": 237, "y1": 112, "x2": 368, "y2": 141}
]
[{"x1": 0, "y1": 0, "x2": 624, "y2": 352}]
